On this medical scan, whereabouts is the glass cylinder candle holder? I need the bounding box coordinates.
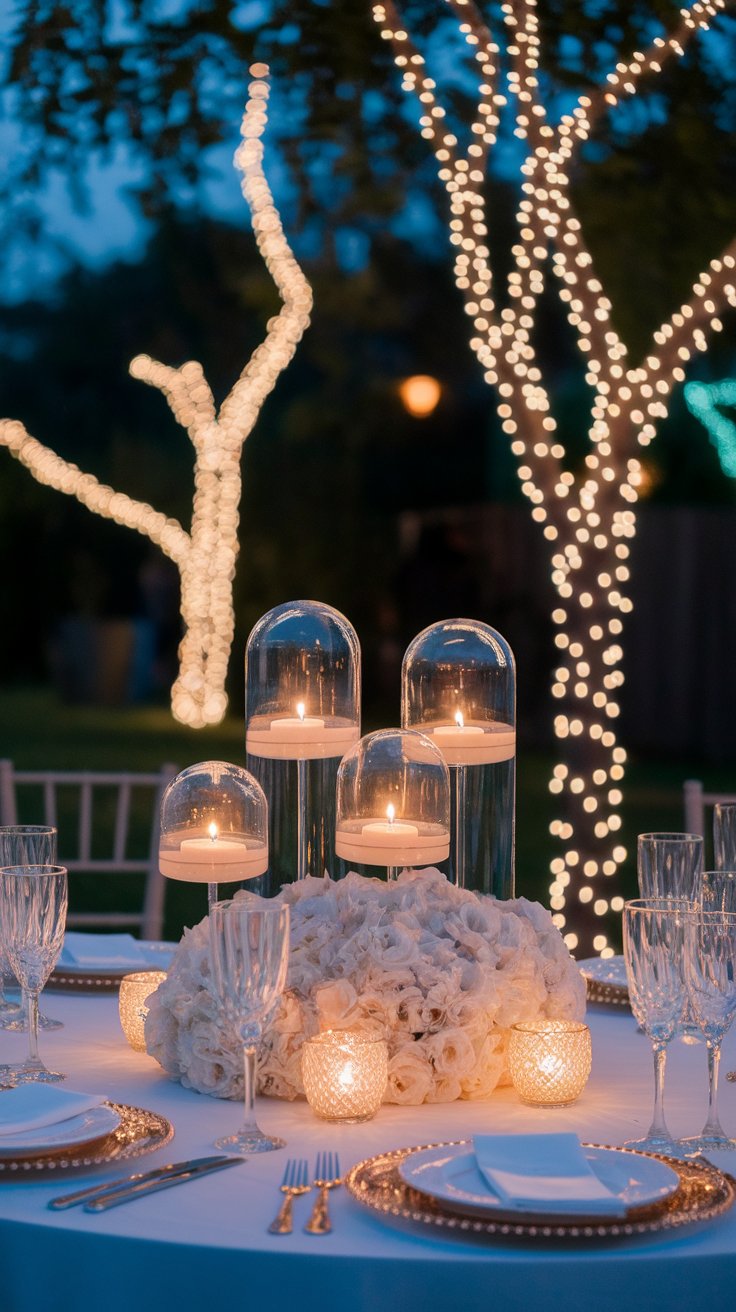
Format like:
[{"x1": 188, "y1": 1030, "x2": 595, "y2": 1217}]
[
  {"x1": 508, "y1": 1020, "x2": 592, "y2": 1107},
  {"x1": 159, "y1": 762, "x2": 268, "y2": 913},
  {"x1": 245, "y1": 601, "x2": 361, "y2": 887},
  {"x1": 402, "y1": 618, "x2": 516, "y2": 897},
  {"x1": 118, "y1": 971, "x2": 167, "y2": 1052},
  {"x1": 335, "y1": 728, "x2": 450, "y2": 876},
  {"x1": 301, "y1": 1031, "x2": 388, "y2": 1122}
]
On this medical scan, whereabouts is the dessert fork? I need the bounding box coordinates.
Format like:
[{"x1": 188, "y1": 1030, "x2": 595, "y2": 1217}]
[
  {"x1": 304, "y1": 1151, "x2": 342, "y2": 1235},
  {"x1": 268, "y1": 1158, "x2": 311, "y2": 1234}
]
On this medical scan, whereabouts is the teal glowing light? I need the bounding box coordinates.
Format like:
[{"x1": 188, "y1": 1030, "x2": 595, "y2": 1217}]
[{"x1": 684, "y1": 379, "x2": 736, "y2": 479}]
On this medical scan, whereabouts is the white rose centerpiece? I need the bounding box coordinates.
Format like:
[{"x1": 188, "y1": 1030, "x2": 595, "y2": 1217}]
[{"x1": 145, "y1": 869, "x2": 586, "y2": 1105}]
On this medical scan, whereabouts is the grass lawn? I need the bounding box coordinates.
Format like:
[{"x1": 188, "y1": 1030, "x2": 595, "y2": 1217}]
[{"x1": 1, "y1": 684, "x2": 733, "y2": 942}]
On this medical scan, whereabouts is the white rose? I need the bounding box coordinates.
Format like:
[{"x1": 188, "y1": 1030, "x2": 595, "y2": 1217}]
[{"x1": 385, "y1": 1045, "x2": 434, "y2": 1104}]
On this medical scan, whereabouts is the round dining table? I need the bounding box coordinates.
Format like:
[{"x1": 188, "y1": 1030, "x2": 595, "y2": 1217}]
[{"x1": 1, "y1": 990, "x2": 735, "y2": 1312}]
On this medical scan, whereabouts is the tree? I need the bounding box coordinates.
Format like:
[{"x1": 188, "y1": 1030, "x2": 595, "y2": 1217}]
[
  {"x1": 0, "y1": 66, "x2": 312, "y2": 728},
  {"x1": 372, "y1": 0, "x2": 736, "y2": 956}
]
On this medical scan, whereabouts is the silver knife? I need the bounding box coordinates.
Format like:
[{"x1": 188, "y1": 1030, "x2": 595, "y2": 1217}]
[
  {"x1": 49, "y1": 1156, "x2": 241, "y2": 1211},
  {"x1": 83, "y1": 1154, "x2": 244, "y2": 1211}
]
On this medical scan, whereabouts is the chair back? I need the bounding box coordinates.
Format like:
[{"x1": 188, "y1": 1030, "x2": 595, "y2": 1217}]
[
  {"x1": 0, "y1": 759, "x2": 177, "y2": 940},
  {"x1": 683, "y1": 778, "x2": 736, "y2": 866}
]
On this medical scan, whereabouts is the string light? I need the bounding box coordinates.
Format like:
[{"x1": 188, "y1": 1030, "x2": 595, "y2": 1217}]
[
  {"x1": 373, "y1": 0, "x2": 736, "y2": 955},
  {"x1": 0, "y1": 64, "x2": 312, "y2": 729}
]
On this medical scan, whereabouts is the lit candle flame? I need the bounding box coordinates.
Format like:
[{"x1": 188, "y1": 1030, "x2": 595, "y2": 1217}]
[
  {"x1": 455, "y1": 710, "x2": 465, "y2": 729},
  {"x1": 296, "y1": 701, "x2": 305, "y2": 722},
  {"x1": 208, "y1": 822, "x2": 219, "y2": 843},
  {"x1": 386, "y1": 803, "x2": 396, "y2": 826}
]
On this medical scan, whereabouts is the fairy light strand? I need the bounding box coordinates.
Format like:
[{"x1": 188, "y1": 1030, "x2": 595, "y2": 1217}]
[
  {"x1": 0, "y1": 65, "x2": 313, "y2": 729},
  {"x1": 373, "y1": 0, "x2": 736, "y2": 956}
]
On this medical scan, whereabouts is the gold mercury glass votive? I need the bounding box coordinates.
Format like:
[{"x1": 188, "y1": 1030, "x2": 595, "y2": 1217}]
[
  {"x1": 301, "y1": 1030, "x2": 388, "y2": 1122},
  {"x1": 508, "y1": 1019, "x2": 592, "y2": 1107},
  {"x1": 118, "y1": 971, "x2": 167, "y2": 1052}
]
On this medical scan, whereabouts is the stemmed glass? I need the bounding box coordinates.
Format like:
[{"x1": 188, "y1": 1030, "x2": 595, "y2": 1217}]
[
  {"x1": 622, "y1": 898, "x2": 694, "y2": 1158},
  {"x1": 637, "y1": 833, "x2": 703, "y2": 1043},
  {"x1": 0, "y1": 826, "x2": 62, "y2": 1033},
  {"x1": 0, "y1": 865, "x2": 68, "y2": 1083},
  {"x1": 681, "y1": 908, "x2": 736, "y2": 1154},
  {"x1": 714, "y1": 804, "x2": 736, "y2": 871},
  {"x1": 209, "y1": 898, "x2": 290, "y2": 1154}
]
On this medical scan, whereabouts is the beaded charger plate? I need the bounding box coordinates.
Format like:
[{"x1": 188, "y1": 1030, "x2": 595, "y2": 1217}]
[
  {"x1": 578, "y1": 955, "x2": 630, "y2": 1007},
  {"x1": 0, "y1": 1102, "x2": 173, "y2": 1178},
  {"x1": 48, "y1": 942, "x2": 176, "y2": 994},
  {"x1": 345, "y1": 1141, "x2": 735, "y2": 1240}
]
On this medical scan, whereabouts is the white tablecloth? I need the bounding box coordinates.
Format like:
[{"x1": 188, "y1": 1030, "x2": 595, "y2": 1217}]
[{"x1": 1, "y1": 993, "x2": 735, "y2": 1312}]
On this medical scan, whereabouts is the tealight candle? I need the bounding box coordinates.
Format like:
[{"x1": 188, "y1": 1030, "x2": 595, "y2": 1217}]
[
  {"x1": 301, "y1": 1030, "x2": 388, "y2": 1122},
  {"x1": 508, "y1": 1020, "x2": 592, "y2": 1107},
  {"x1": 246, "y1": 700, "x2": 360, "y2": 761},
  {"x1": 118, "y1": 971, "x2": 167, "y2": 1053},
  {"x1": 335, "y1": 803, "x2": 449, "y2": 867},
  {"x1": 426, "y1": 711, "x2": 516, "y2": 766},
  {"x1": 159, "y1": 821, "x2": 267, "y2": 883}
]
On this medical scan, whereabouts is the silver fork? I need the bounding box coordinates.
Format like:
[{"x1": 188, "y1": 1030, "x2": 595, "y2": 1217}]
[
  {"x1": 304, "y1": 1151, "x2": 342, "y2": 1235},
  {"x1": 267, "y1": 1158, "x2": 310, "y2": 1234}
]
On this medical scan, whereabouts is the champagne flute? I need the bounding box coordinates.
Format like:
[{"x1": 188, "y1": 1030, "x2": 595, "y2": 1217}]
[
  {"x1": 0, "y1": 866, "x2": 68, "y2": 1083},
  {"x1": 681, "y1": 908, "x2": 736, "y2": 1153},
  {"x1": 622, "y1": 898, "x2": 693, "y2": 1158},
  {"x1": 714, "y1": 804, "x2": 736, "y2": 871},
  {"x1": 637, "y1": 833, "x2": 703, "y2": 1043},
  {"x1": 209, "y1": 898, "x2": 290, "y2": 1154},
  {"x1": 0, "y1": 826, "x2": 62, "y2": 1033}
]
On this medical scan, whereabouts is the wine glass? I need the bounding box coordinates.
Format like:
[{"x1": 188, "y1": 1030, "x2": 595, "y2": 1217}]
[
  {"x1": 714, "y1": 804, "x2": 736, "y2": 871},
  {"x1": 209, "y1": 898, "x2": 290, "y2": 1153},
  {"x1": 701, "y1": 869, "x2": 736, "y2": 913},
  {"x1": 0, "y1": 826, "x2": 62, "y2": 1034},
  {"x1": 637, "y1": 833, "x2": 703, "y2": 1043},
  {"x1": 681, "y1": 908, "x2": 736, "y2": 1154},
  {"x1": 0, "y1": 865, "x2": 68, "y2": 1083},
  {"x1": 622, "y1": 898, "x2": 694, "y2": 1158}
]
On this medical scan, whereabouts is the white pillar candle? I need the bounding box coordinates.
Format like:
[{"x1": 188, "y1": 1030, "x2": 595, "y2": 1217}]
[
  {"x1": 336, "y1": 804, "x2": 449, "y2": 867},
  {"x1": 426, "y1": 710, "x2": 516, "y2": 766}
]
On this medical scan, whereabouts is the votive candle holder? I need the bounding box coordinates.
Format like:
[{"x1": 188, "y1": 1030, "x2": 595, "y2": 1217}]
[
  {"x1": 508, "y1": 1019, "x2": 592, "y2": 1107},
  {"x1": 118, "y1": 971, "x2": 167, "y2": 1052},
  {"x1": 301, "y1": 1030, "x2": 388, "y2": 1122}
]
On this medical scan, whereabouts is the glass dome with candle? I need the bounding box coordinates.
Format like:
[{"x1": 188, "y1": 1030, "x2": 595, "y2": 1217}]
[
  {"x1": 245, "y1": 600, "x2": 361, "y2": 888},
  {"x1": 401, "y1": 619, "x2": 515, "y2": 897},
  {"x1": 335, "y1": 728, "x2": 450, "y2": 876},
  {"x1": 159, "y1": 762, "x2": 269, "y2": 900}
]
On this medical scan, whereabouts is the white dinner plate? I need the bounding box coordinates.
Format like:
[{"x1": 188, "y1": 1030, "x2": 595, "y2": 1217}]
[
  {"x1": 0, "y1": 1104, "x2": 121, "y2": 1157},
  {"x1": 58, "y1": 941, "x2": 176, "y2": 976},
  {"x1": 399, "y1": 1143, "x2": 680, "y2": 1220},
  {"x1": 578, "y1": 955, "x2": 627, "y2": 988}
]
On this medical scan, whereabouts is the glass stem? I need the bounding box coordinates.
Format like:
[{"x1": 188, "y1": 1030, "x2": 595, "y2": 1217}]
[
  {"x1": 453, "y1": 765, "x2": 467, "y2": 888},
  {"x1": 649, "y1": 1040, "x2": 670, "y2": 1139},
  {"x1": 25, "y1": 988, "x2": 42, "y2": 1068},
  {"x1": 702, "y1": 1038, "x2": 725, "y2": 1138},
  {"x1": 297, "y1": 758, "x2": 308, "y2": 880},
  {"x1": 241, "y1": 1043, "x2": 259, "y2": 1136}
]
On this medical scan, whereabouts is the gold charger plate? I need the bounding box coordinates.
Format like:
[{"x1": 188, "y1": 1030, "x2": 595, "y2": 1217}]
[
  {"x1": 48, "y1": 942, "x2": 175, "y2": 994},
  {"x1": 345, "y1": 1141, "x2": 735, "y2": 1240},
  {"x1": 578, "y1": 955, "x2": 630, "y2": 1008},
  {"x1": 0, "y1": 1102, "x2": 173, "y2": 1178}
]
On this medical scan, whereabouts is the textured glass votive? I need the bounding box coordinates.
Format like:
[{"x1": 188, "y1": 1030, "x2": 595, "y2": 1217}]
[
  {"x1": 508, "y1": 1020, "x2": 592, "y2": 1107},
  {"x1": 301, "y1": 1031, "x2": 388, "y2": 1122},
  {"x1": 118, "y1": 972, "x2": 167, "y2": 1052}
]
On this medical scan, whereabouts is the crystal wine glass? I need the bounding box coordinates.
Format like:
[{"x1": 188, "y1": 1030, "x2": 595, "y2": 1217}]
[
  {"x1": 637, "y1": 833, "x2": 703, "y2": 1043},
  {"x1": 681, "y1": 908, "x2": 736, "y2": 1154},
  {"x1": 622, "y1": 897, "x2": 694, "y2": 1158},
  {"x1": 701, "y1": 869, "x2": 736, "y2": 913},
  {"x1": 209, "y1": 897, "x2": 290, "y2": 1154},
  {"x1": 714, "y1": 804, "x2": 736, "y2": 871},
  {"x1": 0, "y1": 865, "x2": 68, "y2": 1083},
  {"x1": 0, "y1": 826, "x2": 62, "y2": 1034}
]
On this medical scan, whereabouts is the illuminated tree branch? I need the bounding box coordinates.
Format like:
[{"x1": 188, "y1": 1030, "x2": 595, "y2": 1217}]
[
  {"x1": 0, "y1": 63, "x2": 312, "y2": 730},
  {"x1": 373, "y1": 0, "x2": 736, "y2": 956}
]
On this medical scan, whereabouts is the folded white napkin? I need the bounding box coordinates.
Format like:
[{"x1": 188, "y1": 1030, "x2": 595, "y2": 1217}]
[
  {"x1": 60, "y1": 932, "x2": 148, "y2": 969},
  {"x1": 473, "y1": 1133, "x2": 627, "y2": 1217},
  {"x1": 0, "y1": 1085, "x2": 107, "y2": 1137}
]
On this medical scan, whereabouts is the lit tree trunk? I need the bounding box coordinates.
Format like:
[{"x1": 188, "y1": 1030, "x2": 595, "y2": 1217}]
[
  {"x1": 373, "y1": 0, "x2": 736, "y2": 954},
  {"x1": 0, "y1": 65, "x2": 312, "y2": 729}
]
